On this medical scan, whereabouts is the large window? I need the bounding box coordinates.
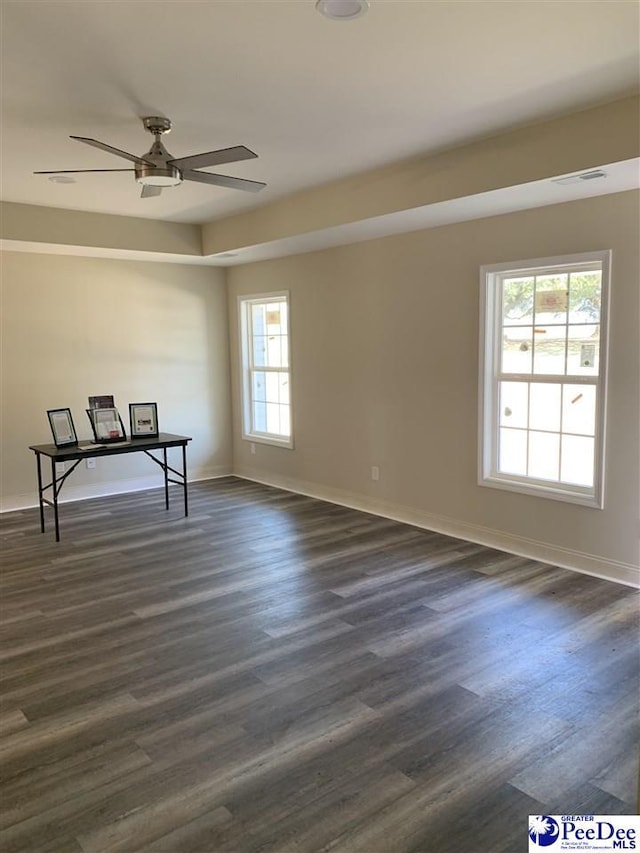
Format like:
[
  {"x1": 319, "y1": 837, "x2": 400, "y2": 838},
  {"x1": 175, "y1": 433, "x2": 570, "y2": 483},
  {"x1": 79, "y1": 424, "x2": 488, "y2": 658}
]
[
  {"x1": 239, "y1": 292, "x2": 292, "y2": 448},
  {"x1": 479, "y1": 251, "x2": 610, "y2": 507}
]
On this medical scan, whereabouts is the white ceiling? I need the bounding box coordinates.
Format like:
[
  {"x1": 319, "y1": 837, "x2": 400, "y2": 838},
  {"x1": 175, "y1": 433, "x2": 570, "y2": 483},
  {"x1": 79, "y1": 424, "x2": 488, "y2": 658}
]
[{"x1": 2, "y1": 0, "x2": 639, "y2": 226}]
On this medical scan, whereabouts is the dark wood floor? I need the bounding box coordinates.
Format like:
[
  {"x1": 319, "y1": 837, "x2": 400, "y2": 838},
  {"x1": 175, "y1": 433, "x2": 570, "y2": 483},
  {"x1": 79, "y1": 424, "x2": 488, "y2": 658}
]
[{"x1": 1, "y1": 477, "x2": 638, "y2": 852}]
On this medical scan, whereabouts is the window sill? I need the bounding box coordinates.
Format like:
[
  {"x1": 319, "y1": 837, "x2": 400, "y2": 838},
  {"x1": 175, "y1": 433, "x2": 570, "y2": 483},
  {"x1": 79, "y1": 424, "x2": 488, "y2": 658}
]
[
  {"x1": 243, "y1": 433, "x2": 294, "y2": 450},
  {"x1": 479, "y1": 474, "x2": 602, "y2": 508}
]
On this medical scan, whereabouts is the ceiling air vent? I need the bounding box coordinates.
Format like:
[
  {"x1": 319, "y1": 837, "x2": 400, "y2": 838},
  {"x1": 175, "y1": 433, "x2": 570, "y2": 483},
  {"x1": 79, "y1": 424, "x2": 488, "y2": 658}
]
[{"x1": 552, "y1": 170, "x2": 607, "y2": 186}]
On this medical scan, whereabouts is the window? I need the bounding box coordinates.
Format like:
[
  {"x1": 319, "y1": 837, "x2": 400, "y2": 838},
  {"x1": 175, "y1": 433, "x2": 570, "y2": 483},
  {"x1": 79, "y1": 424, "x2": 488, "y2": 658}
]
[
  {"x1": 239, "y1": 292, "x2": 292, "y2": 448},
  {"x1": 479, "y1": 251, "x2": 610, "y2": 507}
]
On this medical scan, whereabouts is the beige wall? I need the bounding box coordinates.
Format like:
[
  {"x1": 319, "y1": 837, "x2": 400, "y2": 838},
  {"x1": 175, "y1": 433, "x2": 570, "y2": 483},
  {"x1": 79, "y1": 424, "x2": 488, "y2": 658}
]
[
  {"x1": 0, "y1": 252, "x2": 231, "y2": 509},
  {"x1": 1, "y1": 202, "x2": 202, "y2": 258},
  {"x1": 1, "y1": 190, "x2": 637, "y2": 583},
  {"x1": 227, "y1": 191, "x2": 640, "y2": 582}
]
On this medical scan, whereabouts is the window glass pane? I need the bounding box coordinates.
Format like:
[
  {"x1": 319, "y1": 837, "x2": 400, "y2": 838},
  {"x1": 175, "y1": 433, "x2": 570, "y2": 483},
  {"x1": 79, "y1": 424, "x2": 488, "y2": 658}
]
[
  {"x1": 528, "y1": 431, "x2": 560, "y2": 481},
  {"x1": 279, "y1": 373, "x2": 290, "y2": 406},
  {"x1": 266, "y1": 403, "x2": 280, "y2": 434},
  {"x1": 252, "y1": 371, "x2": 266, "y2": 403},
  {"x1": 499, "y1": 428, "x2": 527, "y2": 475},
  {"x1": 561, "y1": 435, "x2": 594, "y2": 487},
  {"x1": 265, "y1": 303, "x2": 283, "y2": 333},
  {"x1": 252, "y1": 401, "x2": 267, "y2": 433},
  {"x1": 532, "y1": 326, "x2": 566, "y2": 375},
  {"x1": 265, "y1": 372, "x2": 280, "y2": 403},
  {"x1": 566, "y1": 327, "x2": 599, "y2": 376},
  {"x1": 266, "y1": 334, "x2": 283, "y2": 367},
  {"x1": 253, "y1": 336, "x2": 267, "y2": 367},
  {"x1": 251, "y1": 304, "x2": 266, "y2": 335},
  {"x1": 502, "y1": 277, "x2": 534, "y2": 326},
  {"x1": 502, "y1": 327, "x2": 532, "y2": 373},
  {"x1": 534, "y1": 274, "x2": 568, "y2": 325},
  {"x1": 279, "y1": 300, "x2": 288, "y2": 331},
  {"x1": 281, "y1": 334, "x2": 289, "y2": 369},
  {"x1": 562, "y1": 385, "x2": 596, "y2": 436},
  {"x1": 279, "y1": 405, "x2": 291, "y2": 437},
  {"x1": 569, "y1": 271, "x2": 601, "y2": 324},
  {"x1": 500, "y1": 382, "x2": 528, "y2": 428},
  {"x1": 529, "y1": 383, "x2": 561, "y2": 432}
]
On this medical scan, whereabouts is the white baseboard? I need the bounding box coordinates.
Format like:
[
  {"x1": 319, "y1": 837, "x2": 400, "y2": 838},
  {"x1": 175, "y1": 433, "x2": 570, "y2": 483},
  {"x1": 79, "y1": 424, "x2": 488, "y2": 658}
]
[
  {"x1": 234, "y1": 466, "x2": 640, "y2": 589},
  {"x1": 0, "y1": 466, "x2": 232, "y2": 514}
]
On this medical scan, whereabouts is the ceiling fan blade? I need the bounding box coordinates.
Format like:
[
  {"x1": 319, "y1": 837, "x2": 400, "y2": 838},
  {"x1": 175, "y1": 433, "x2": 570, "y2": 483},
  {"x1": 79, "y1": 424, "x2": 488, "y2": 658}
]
[
  {"x1": 141, "y1": 184, "x2": 162, "y2": 198},
  {"x1": 183, "y1": 170, "x2": 266, "y2": 193},
  {"x1": 34, "y1": 168, "x2": 135, "y2": 174},
  {"x1": 70, "y1": 136, "x2": 155, "y2": 167},
  {"x1": 168, "y1": 145, "x2": 257, "y2": 172}
]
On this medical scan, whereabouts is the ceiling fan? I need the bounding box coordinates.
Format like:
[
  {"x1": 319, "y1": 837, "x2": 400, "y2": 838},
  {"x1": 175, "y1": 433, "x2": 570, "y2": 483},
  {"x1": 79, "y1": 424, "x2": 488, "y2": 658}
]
[{"x1": 34, "y1": 116, "x2": 267, "y2": 198}]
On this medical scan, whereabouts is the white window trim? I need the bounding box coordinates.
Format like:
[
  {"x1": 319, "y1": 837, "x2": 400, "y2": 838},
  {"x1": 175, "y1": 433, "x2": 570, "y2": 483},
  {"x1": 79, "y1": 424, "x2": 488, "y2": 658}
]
[
  {"x1": 478, "y1": 250, "x2": 611, "y2": 508},
  {"x1": 239, "y1": 291, "x2": 293, "y2": 450}
]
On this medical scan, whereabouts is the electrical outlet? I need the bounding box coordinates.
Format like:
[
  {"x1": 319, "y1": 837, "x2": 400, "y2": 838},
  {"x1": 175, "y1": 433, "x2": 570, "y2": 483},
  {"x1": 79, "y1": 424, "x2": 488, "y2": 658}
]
[
  {"x1": 371, "y1": 466, "x2": 380, "y2": 481},
  {"x1": 250, "y1": 443, "x2": 256, "y2": 455},
  {"x1": 86, "y1": 458, "x2": 96, "y2": 469},
  {"x1": 56, "y1": 462, "x2": 66, "y2": 478}
]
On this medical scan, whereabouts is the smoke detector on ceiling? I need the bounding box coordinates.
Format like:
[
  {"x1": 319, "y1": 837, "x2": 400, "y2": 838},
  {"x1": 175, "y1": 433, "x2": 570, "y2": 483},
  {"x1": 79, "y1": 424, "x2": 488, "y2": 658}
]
[
  {"x1": 552, "y1": 170, "x2": 607, "y2": 186},
  {"x1": 48, "y1": 174, "x2": 76, "y2": 184},
  {"x1": 315, "y1": 0, "x2": 369, "y2": 20}
]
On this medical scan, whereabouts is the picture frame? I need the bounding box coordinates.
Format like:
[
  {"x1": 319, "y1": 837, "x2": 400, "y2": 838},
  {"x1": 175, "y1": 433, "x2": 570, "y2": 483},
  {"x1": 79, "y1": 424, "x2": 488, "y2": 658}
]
[
  {"x1": 129, "y1": 402, "x2": 159, "y2": 439},
  {"x1": 86, "y1": 407, "x2": 127, "y2": 443},
  {"x1": 47, "y1": 408, "x2": 78, "y2": 447}
]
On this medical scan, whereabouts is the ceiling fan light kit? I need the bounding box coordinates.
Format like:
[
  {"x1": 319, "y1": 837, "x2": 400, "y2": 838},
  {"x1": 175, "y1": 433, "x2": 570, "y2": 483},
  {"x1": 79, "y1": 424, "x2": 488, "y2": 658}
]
[
  {"x1": 136, "y1": 168, "x2": 181, "y2": 188},
  {"x1": 35, "y1": 116, "x2": 266, "y2": 198}
]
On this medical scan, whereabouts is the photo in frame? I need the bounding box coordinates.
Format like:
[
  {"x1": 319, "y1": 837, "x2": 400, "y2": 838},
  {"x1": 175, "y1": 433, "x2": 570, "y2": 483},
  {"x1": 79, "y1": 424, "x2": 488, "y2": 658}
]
[
  {"x1": 129, "y1": 402, "x2": 159, "y2": 439},
  {"x1": 86, "y1": 407, "x2": 127, "y2": 443},
  {"x1": 88, "y1": 395, "x2": 115, "y2": 410},
  {"x1": 47, "y1": 408, "x2": 78, "y2": 447}
]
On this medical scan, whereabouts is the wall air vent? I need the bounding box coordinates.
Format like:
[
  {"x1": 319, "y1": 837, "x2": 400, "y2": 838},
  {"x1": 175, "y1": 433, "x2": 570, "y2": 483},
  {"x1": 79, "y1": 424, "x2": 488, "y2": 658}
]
[{"x1": 552, "y1": 170, "x2": 607, "y2": 186}]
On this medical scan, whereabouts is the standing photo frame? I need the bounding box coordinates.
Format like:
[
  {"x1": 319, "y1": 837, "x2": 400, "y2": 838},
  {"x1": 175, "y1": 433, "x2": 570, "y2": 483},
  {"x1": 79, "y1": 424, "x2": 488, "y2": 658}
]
[
  {"x1": 47, "y1": 408, "x2": 78, "y2": 447},
  {"x1": 86, "y1": 408, "x2": 127, "y2": 443},
  {"x1": 129, "y1": 402, "x2": 159, "y2": 439}
]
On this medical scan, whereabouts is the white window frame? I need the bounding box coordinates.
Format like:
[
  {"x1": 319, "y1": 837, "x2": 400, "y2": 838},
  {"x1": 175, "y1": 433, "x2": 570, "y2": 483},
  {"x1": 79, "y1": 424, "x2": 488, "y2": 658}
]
[
  {"x1": 239, "y1": 291, "x2": 293, "y2": 449},
  {"x1": 479, "y1": 250, "x2": 611, "y2": 508}
]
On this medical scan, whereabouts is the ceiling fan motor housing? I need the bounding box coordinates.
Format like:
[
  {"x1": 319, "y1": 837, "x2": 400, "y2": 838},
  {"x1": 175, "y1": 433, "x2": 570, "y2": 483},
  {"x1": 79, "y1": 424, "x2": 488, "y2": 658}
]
[{"x1": 136, "y1": 119, "x2": 182, "y2": 186}]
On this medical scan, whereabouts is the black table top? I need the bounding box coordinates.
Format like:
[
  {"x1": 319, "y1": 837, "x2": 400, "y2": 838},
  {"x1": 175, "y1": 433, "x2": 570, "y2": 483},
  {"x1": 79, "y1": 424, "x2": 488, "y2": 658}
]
[{"x1": 29, "y1": 433, "x2": 191, "y2": 459}]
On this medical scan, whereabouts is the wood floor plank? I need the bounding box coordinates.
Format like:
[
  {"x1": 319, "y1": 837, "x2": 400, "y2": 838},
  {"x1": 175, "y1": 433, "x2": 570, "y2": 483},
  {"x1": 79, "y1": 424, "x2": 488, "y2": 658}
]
[
  {"x1": 131, "y1": 805, "x2": 234, "y2": 853},
  {"x1": 1, "y1": 477, "x2": 638, "y2": 852}
]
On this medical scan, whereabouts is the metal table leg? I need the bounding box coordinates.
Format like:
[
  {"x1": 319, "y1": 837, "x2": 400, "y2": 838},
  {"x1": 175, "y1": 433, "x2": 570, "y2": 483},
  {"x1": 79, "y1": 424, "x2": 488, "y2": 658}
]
[
  {"x1": 163, "y1": 448, "x2": 169, "y2": 510},
  {"x1": 36, "y1": 452, "x2": 45, "y2": 533},
  {"x1": 182, "y1": 443, "x2": 189, "y2": 517},
  {"x1": 51, "y1": 457, "x2": 60, "y2": 542}
]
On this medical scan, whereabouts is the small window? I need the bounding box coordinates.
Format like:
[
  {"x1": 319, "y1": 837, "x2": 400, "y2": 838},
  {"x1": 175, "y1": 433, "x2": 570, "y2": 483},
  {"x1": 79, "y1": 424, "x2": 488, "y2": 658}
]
[
  {"x1": 479, "y1": 251, "x2": 610, "y2": 507},
  {"x1": 239, "y1": 292, "x2": 293, "y2": 448}
]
